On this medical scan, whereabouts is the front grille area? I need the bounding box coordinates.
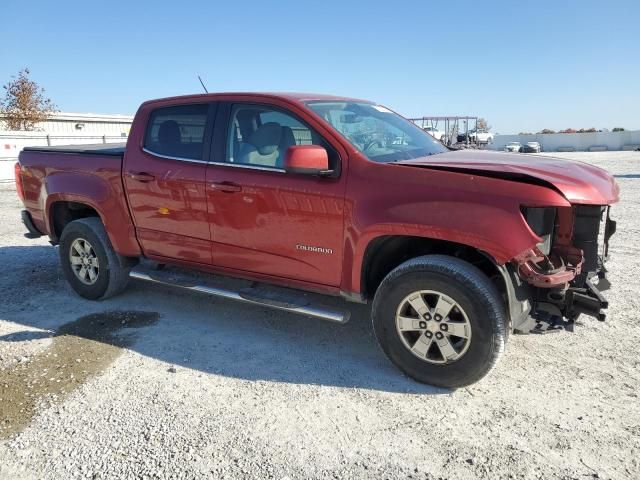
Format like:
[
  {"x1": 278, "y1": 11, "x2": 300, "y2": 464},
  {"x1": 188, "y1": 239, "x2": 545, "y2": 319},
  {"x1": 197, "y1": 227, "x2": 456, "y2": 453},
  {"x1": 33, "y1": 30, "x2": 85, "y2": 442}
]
[{"x1": 572, "y1": 205, "x2": 607, "y2": 286}]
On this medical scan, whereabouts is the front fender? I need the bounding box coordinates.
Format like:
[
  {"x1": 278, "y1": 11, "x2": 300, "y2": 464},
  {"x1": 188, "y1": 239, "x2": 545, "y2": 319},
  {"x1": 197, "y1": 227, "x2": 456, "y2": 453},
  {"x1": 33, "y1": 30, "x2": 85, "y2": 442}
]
[
  {"x1": 346, "y1": 214, "x2": 536, "y2": 295},
  {"x1": 341, "y1": 159, "x2": 572, "y2": 295}
]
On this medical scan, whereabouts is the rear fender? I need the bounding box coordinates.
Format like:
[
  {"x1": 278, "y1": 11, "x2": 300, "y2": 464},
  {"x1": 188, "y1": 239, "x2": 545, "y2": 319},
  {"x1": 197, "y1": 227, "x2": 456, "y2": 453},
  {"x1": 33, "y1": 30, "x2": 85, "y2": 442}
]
[{"x1": 43, "y1": 172, "x2": 141, "y2": 256}]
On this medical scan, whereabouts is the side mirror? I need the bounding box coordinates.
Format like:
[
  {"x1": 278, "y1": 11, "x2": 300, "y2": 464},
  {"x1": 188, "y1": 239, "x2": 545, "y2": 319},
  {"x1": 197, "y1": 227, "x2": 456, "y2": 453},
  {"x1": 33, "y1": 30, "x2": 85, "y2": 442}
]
[{"x1": 283, "y1": 145, "x2": 332, "y2": 176}]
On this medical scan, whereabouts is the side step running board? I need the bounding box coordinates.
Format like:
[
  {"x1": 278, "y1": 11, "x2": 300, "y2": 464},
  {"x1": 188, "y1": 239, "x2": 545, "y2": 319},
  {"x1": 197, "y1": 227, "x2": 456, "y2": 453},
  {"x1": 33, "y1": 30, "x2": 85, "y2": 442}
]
[{"x1": 129, "y1": 266, "x2": 350, "y2": 324}]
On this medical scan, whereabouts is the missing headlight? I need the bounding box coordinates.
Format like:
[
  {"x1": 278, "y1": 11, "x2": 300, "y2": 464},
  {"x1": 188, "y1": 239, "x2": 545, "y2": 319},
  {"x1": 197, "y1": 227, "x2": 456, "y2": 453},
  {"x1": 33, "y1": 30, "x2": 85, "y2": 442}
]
[{"x1": 523, "y1": 207, "x2": 556, "y2": 255}]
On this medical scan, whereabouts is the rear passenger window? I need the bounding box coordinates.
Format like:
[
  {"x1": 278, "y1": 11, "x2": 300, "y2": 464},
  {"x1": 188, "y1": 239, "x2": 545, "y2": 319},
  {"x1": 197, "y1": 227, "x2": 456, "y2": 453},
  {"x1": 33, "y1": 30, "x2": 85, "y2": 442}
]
[{"x1": 144, "y1": 104, "x2": 209, "y2": 160}]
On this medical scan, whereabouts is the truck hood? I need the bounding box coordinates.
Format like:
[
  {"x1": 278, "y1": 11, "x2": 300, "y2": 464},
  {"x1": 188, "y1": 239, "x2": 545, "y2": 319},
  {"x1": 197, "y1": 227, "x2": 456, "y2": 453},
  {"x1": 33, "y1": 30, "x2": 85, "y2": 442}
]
[{"x1": 395, "y1": 150, "x2": 619, "y2": 205}]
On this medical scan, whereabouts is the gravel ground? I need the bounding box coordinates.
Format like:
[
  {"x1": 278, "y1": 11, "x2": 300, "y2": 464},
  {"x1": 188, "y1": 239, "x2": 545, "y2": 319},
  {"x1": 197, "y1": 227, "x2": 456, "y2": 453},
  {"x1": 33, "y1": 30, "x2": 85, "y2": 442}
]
[
  {"x1": 0, "y1": 160, "x2": 15, "y2": 181},
  {"x1": 1, "y1": 151, "x2": 639, "y2": 479}
]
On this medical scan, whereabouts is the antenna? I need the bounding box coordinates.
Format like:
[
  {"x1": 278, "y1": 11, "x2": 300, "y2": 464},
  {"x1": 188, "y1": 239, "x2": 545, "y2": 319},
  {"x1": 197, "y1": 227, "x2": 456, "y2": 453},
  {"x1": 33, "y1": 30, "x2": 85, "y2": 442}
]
[{"x1": 197, "y1": 75, "x2": 208, "y2": 93}]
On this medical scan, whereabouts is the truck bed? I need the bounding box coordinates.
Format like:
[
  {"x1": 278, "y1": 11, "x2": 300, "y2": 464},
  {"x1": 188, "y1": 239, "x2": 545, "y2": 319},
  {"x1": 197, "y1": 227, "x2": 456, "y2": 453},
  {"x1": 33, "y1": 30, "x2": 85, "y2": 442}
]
[
  {"x1": 23, "y1": 143, "x2": 126, "y2": 157},
  {"x1": 18, "y1": 142, "x2": 132, "y2": 249}
]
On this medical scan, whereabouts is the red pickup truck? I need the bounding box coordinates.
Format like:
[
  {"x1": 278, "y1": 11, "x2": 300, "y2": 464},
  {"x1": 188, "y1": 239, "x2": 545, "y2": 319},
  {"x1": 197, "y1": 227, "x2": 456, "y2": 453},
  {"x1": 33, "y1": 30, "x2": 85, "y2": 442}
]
[{"x1": 15, "y1": 93, "x2": 618, "y2": 387}]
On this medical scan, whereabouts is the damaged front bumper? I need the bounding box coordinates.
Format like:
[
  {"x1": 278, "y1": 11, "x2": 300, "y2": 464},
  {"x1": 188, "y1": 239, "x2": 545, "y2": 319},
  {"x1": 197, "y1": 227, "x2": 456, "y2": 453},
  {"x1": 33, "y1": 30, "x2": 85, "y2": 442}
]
[
  {"x1": 514, "y1": 247, "x2": 582, "y2": 288},
  {"x1": 566, "y1": 277, "x2": 608, "y2": 322},
  {"x1": 508, "y1": 205, "x2": 616, "y2": 332}
]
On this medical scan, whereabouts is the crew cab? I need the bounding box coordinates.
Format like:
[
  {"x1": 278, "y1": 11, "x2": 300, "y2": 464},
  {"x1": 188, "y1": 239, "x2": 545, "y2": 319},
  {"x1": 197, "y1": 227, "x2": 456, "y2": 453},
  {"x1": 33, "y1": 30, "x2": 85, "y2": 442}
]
[{"x1": 15, "y1": 93, "x2": 619, "y2": 388}]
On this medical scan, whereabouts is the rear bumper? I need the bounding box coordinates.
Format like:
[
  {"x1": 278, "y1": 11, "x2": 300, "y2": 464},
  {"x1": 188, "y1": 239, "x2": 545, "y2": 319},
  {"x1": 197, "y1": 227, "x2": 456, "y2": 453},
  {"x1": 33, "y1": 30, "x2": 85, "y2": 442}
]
[{"x1": 21, "y1": 210, "x2": 43, "y2": 239}]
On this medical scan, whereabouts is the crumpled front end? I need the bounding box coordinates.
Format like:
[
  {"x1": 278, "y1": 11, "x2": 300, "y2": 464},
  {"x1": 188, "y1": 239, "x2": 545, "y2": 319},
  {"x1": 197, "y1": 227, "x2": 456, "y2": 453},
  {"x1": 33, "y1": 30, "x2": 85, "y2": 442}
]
[{"x1": 513, "y1": 204, "x2": 616, "y2": 327}]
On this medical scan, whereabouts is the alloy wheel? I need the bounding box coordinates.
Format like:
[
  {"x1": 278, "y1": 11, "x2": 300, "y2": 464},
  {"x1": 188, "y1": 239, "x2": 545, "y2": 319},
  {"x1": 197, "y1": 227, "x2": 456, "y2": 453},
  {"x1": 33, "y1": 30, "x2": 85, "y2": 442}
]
[
  {"x1": 395, "y1": 290, "x2": 472, "y2": 364},
  {"x1": 69, "y1": 238, "x2": 99, "y2": 285}
]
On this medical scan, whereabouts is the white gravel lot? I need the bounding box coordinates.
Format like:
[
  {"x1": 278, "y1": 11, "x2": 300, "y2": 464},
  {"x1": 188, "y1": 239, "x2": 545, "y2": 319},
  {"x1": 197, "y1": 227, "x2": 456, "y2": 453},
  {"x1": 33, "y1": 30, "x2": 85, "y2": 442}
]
[
  {"x1": 0, "y1": 160, "x2": 15, "y2": 181},
  {"x1": 0, "y1": 151, "x2": 639, "y2": 479}
]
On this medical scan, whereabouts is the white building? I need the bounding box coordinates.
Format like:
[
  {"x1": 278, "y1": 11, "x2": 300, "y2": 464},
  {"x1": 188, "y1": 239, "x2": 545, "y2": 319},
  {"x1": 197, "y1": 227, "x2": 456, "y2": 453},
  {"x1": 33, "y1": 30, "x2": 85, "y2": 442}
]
[{"x1": 0, "y1": 111, "x2": 133, "y2": 159}]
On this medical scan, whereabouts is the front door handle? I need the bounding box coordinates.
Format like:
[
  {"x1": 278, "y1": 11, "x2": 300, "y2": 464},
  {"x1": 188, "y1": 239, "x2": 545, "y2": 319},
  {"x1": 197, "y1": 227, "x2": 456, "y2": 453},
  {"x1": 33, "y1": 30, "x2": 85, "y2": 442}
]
[
  {"x1": 211, "y1": 181, "x2": 242, "y2": 193},
  {"x1": 128, "y1": 172, "x2": 156, "y2": 182}
]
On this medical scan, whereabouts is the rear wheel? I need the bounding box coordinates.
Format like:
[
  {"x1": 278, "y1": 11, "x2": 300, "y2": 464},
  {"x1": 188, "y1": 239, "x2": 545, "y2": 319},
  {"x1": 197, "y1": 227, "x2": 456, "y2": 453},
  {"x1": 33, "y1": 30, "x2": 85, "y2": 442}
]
[
  {"x1": 372, "y1": 255, "x2": 506, "y2": 388},
  {"x1": 59, "y1": 217, "x2": 134, "y2": 300}
]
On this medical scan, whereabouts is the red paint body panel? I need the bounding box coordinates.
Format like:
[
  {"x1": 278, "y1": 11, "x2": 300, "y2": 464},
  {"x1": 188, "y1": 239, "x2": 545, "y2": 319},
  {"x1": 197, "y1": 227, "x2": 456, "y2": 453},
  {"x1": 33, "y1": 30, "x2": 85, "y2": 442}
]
[
  {"x1": 204, "y1": 95, "x2": 349, "y2": 287},
  {"x1": 16, "y1": 92, "x2": 620, "y2": 300},
  {"x1": 341, "y1": 152, "x2": 572, "y2": 293},
  {"x1": 395, "y1": 149, "x2": 619, "y2": 205},
  {"x1": 283, "y1": 145, "x2": 329, "y2": 171},
  {"x1": 122, "y1": 152, "x2": 211, "y2": 263},
  {"x1": 206, "y1": 165, "x2": 346, "y2": 286},
  {"x1": 145, "y1": 252, "x2": 341, "y2": 297},
  {"x1": 122, "y1": 100, "x2": 212, "y2": 263},
  {"x1": 17, "y1": 151, "x2": 141, "y2": 256}
]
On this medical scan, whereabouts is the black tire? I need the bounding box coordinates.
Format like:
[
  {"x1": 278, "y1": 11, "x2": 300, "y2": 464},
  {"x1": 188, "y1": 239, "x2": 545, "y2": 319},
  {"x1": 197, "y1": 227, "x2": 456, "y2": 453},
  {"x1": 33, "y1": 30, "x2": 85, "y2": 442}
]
[
  {"x1": 59, "y1": 217, "x2": 134, "y2": 300},
  {"x1": 372, "y1": 255, "x2": 506, "y2": 388}
]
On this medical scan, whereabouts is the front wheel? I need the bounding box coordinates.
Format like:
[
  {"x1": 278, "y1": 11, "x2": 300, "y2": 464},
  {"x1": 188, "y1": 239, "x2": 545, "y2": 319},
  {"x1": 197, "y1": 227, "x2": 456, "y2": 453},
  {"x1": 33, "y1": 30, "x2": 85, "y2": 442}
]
[
  {"x1": 372, "y1": 255, "x2": 507, "y2": 388},
  {"x1": 59, "y1": 217, "x2": 134, "y2": 300}
]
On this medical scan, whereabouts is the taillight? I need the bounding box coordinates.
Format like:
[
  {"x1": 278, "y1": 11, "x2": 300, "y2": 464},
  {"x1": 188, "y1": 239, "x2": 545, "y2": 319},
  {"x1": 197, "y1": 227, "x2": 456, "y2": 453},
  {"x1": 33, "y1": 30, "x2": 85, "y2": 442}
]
[{"x1": 14, "y1": 162, "x2": 25, "y2": 202}]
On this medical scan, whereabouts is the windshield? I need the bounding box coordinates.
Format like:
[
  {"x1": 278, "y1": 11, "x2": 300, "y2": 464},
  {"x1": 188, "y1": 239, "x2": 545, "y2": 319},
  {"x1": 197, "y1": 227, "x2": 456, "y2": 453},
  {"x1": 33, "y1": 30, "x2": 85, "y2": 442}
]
[{"x1": 305, "y1": 101, "x2": 447, "y2": 162}]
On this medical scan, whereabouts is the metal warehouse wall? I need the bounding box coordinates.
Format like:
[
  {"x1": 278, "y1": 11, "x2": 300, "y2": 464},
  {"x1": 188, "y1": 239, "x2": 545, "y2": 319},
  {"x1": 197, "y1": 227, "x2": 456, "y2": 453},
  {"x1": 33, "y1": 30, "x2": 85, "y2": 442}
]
[
  {"x1": 492, "y1": 130, "x2": 640, "y2": 152},
  {"x1": 0, "y1": 112, "x2": 133, "y2": 159}
]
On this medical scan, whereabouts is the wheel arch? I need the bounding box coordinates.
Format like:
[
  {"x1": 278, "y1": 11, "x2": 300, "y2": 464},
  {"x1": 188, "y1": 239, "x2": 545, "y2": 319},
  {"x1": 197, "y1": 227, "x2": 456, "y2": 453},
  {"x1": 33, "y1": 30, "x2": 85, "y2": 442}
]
[
  {"x1": 354, "y1": 233, "x2": 530, "y2": 333},
  {"x1": 42, "y1": 171, "x2": 142, "y2": 257},
  {"x1": 48, "y1": 199, "x2": 102, "y2": 242},
  {"x1": 45, "y1": 194, "x2": 141, "y2": 257},
  {"x1": 358, "y1": 235, "x2": 507, "y2": 301}
]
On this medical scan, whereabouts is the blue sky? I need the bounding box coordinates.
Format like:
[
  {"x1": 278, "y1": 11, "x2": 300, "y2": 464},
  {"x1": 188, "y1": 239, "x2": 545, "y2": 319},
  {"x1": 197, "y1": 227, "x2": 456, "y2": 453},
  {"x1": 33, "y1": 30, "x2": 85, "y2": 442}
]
[{"x1": 1, "y1": 0, "x2": 638, "y2": 133}]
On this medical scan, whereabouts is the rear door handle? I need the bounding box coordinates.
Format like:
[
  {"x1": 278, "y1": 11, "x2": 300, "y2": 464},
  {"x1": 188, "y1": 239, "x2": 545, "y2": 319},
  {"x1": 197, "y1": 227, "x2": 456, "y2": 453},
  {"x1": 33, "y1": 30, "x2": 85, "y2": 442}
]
[
  {"x1": 211, "y1": 181, "x2": 242, "y2": 193},
  {"x1": 128, "y1": 172, "x2": 156, "y2": 183}
]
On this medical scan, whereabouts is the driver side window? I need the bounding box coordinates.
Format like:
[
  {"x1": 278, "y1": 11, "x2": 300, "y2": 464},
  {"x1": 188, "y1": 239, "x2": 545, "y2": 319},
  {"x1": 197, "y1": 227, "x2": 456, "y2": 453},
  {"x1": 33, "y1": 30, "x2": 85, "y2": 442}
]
[{"x1": 226, "y1": 104, "x2": 337, "y2": 169}]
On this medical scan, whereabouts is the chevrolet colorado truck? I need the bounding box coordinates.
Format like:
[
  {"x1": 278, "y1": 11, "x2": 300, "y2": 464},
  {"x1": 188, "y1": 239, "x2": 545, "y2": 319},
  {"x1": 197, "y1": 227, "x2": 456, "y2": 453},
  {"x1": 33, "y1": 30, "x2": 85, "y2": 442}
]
[{"x1": 15, "y1": 93, "x2": 618, "y2": 388}]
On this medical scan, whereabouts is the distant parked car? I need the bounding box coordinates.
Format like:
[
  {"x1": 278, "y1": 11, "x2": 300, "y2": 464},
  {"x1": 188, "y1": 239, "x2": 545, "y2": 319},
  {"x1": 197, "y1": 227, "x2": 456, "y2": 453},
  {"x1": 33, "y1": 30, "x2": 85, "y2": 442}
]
[
  {"x1": 468, "y1": 129, "x2": 494, "y2": 144},
  {"x1": 421, "y1": 126, "x2": 445, "y2": 141},
  {"x1": 522, "y1": 142, "x2": 541, "y2": 153},
  {"x1": 504, "y1": 142, "x2": 522, "y2": 152}
]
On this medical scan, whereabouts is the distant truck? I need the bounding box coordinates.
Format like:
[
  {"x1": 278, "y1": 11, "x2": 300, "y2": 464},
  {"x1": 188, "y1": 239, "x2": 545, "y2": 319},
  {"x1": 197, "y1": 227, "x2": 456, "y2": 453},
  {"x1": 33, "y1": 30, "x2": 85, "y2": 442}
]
[
  {"x1": 15, "y1": 92, "x2": 618, "y2": 388},
  {"x1": 468, "y1": 129, "x2": 494, "y2": 144},
  {"x1": 504, "y1": 142, "x2": 523, "y2": 152}
]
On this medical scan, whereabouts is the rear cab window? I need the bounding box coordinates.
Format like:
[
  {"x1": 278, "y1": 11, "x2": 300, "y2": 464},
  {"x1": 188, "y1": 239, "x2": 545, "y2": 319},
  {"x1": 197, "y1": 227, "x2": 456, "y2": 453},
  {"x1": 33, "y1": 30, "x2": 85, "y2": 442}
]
[{"x1": 144, "y1": 104, "x2": 209, "y2": 160}]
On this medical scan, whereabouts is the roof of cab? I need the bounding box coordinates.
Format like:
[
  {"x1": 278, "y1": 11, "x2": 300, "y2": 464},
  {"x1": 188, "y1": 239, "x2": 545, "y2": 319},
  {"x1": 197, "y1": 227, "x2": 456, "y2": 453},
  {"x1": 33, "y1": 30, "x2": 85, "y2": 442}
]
[{"x1": 140, "y1": 92, "x2": 372, "y2": 107}]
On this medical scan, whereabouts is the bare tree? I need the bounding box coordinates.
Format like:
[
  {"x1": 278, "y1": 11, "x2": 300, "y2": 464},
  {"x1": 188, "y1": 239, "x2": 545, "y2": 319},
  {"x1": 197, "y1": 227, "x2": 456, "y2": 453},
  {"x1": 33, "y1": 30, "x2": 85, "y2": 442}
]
[
  {"x1": 477, "y1": 118, "x2": 491, "y2": 131},
  {"x1": 0, "y1": 68, "x2": 57, "y2": 131}
]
